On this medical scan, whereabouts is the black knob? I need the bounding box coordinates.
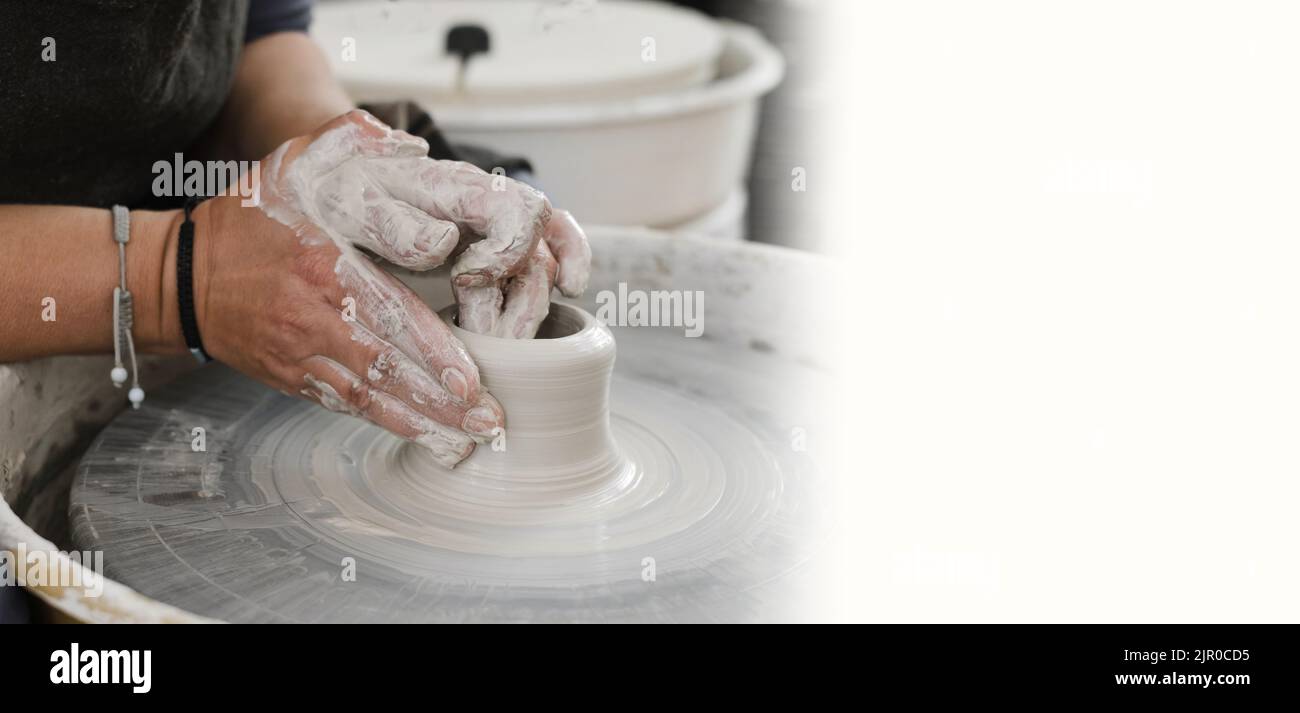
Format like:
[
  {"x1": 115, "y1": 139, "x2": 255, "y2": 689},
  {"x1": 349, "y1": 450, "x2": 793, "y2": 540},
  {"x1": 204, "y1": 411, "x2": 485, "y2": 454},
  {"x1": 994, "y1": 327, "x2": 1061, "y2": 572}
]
[{"x1": 446, "y1": 23, "x2": 491, "y2": 63}]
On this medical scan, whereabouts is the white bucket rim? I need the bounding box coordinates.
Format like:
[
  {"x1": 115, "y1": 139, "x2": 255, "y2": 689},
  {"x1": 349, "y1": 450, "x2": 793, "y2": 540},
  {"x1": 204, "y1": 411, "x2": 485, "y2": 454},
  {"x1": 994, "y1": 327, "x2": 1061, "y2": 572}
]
[{"x1": 432, "y1": 23, "x2": 786, "y2": 131}]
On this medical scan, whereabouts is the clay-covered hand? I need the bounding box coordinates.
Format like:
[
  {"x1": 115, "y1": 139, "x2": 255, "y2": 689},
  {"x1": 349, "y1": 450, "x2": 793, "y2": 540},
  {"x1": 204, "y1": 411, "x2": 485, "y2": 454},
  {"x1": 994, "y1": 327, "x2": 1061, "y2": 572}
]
[
  {"x1": 453, "y1": 205, "x2": 591, "y2": 339},
  {"x1": 274, "y1": 109, "x2": 589, "y2": 340},
  {"x1": 197, "y1": 110, "x2": 518, "y2": 467}
]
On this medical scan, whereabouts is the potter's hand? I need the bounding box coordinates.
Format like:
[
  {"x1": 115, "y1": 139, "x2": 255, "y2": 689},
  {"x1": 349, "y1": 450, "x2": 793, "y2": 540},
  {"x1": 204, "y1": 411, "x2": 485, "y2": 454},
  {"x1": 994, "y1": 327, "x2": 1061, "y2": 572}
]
[
  {"x1": 272, "y1": 109, "x2": 589, "y2": 339},
  {"x1": 453, "y1": 205, "x2": 592, "y2": 339},
  {"x1": 364, "y1": 149, "x2": 590, "y2": 337},
  {"x1": 197, "y1": 111, "x2": 506, "y2": 467}
]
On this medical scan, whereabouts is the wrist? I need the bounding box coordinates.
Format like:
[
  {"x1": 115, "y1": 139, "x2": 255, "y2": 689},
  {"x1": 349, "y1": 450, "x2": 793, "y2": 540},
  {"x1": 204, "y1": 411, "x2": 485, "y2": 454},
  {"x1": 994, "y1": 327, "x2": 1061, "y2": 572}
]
[{"x1": 129, "y1": 208, "x2": 187, "y2": 354}]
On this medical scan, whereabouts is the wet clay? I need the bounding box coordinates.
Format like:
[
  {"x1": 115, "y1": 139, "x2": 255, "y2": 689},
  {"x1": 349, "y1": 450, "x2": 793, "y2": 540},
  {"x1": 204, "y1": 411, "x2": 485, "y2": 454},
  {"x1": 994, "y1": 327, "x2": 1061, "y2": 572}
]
[{"x1": 293, "y1": 304, "x2": 773, "y2": 562}]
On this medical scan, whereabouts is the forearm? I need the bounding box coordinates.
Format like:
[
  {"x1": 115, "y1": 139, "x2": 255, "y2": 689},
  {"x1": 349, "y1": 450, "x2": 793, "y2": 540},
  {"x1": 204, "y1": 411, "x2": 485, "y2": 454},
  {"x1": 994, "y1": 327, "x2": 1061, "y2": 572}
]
[
  {"x1": 0, "y1": 205, "x2": 187, "y2": 362},
  {"x1": 204, "y1": 32, "x2": 354, "y2": 161}
]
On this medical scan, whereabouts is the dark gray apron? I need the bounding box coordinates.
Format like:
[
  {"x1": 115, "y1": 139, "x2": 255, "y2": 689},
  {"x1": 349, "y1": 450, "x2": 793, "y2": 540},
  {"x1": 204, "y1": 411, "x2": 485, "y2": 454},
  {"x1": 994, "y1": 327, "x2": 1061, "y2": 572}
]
[{"x1": 0, "y1": 0, "x2": 250, "y2": 208}]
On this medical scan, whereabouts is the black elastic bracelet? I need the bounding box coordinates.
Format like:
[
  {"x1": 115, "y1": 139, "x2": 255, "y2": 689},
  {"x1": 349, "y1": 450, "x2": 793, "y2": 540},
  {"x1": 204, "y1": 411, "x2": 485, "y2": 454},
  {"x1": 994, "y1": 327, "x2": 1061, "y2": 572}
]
[{"x1": 177, "y1": 197, "x2": 212, "y2": 363}]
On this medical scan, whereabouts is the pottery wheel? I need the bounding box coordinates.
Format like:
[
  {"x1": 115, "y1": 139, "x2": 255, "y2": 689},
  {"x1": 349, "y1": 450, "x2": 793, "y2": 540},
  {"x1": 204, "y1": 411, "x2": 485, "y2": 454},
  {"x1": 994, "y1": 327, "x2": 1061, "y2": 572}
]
[{"x1": 69, "y1": 323, "x2": 827, "y2": 623}]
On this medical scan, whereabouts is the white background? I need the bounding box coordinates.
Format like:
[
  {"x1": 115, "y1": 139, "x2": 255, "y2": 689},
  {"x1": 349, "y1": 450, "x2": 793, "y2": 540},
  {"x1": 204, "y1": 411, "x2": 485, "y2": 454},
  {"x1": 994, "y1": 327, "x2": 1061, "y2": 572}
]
[{"x1": 824, "y1": 0, "x2": 1300, "y2": 621}]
